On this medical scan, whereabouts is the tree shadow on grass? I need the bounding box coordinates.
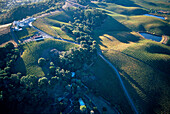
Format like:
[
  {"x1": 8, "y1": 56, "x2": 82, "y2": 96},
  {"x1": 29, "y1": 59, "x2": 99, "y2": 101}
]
[
  {"x1": 12, "y1": 57, "x2": 26, "y2": 75},
  {"x1": 41, "y1": 66, "x2": 49, "y2": 77},
  {"x1": 110, "y1": 0, "x2": 140, "y2": 7}
]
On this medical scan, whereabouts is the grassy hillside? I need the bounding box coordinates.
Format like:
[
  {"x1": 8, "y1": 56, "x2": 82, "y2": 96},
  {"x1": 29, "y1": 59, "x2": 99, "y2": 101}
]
[
  {"x1": 123, "y1": 15, "x2": 170, "y2": 36},
  {"x1": 45, "y1": 18, "x2": 71, "y2": 27},
  {"x1": 47, "y1": 10, "x2": 74, "y2": 23},
  {"x1": 131, "y1": 0, "x2": 170, "y2": 11},
  {"x1": 97, "y1": 7, "x2": 170, "y2": 36},
  {"x1": 33, "y1": 11, "x2": 75, "y2": 41},
  {"x1": 51, "y1": 26, "x2": 75, "y2": 41},
  {"x1": 122, "y1": 40, "x2": 170, "y2": 74},
  {"x1": 92, "y1": 5, "x2": 170, "y2": 111},
  {"x1": 104, "y1": 0, "x2": 170, "y2": 11},
  {"x1": 15, "y1": 27, "x2": 38, "y2": 40},
  {"x1": 33, "y1": 18, "x2": 57, "y2": 36},
  {"x1": 94, "y1": 2, "x2": 148, "y2": 15},
  {"x1": 103, "y1": 48, "x2": 170, "y2": 113},
  {"x1": 93, "y1": 20, "x2": 170, "y2": 113},
  {"x1": 84, "y1": 56, "x2": 133, "y2": 113},
  {"x1": 15, "y1": 39, "x2": 78, "y2": 77}
]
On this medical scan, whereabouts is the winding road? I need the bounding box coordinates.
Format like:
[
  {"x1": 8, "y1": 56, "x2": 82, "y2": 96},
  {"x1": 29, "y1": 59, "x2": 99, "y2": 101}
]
[
  {"x1": 8, "y1": 1, "x2": 138, "y2": 113},
  {"x1": 98, "y1": 52, "x2": 138, "y2": 114},
  {"x1": 31, "y1": 10, "x2": 138, "y2": 114},
  {"x1": 32, "y1": 23, "x2": 138, "y2": 113}
]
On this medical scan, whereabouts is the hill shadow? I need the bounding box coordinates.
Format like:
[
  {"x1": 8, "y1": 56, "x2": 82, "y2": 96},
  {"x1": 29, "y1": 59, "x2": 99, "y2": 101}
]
[
  {"x1": 93, "y1": 15, "x2": 141, "y2": 46},
  {"x1": 110, "y1": 31, "x2": 141, "y2": 43},
  {"x1": 107, "y1": 0, "x2": 140, "y2": 7}
]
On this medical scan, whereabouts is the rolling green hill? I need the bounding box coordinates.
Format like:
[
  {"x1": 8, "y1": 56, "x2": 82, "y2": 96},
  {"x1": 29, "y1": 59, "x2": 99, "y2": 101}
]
[{"x1": 15, "y1": 39, "x2": 78, "y2": 77}]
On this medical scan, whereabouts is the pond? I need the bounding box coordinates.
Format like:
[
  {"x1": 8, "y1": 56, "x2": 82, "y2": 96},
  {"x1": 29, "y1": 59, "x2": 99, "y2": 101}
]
[
  {"x1": 139, "y1": 32, "x2": 162, "y2": 42},
  {"x1": 144, "y1": 14, "x2": 165, "y2": 20}
]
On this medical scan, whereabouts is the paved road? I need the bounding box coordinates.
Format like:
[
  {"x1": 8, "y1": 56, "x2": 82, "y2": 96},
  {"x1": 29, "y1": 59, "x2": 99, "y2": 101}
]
[
  {"x1": 0, "y1": 23, "x2": 12, "y2": 28},
  {"x1": 98, "y1": 52, "x2": 138, "y2": 114}
]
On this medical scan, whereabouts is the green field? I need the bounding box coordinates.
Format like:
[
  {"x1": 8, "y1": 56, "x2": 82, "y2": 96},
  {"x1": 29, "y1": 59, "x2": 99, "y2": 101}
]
[
  {"x1": 15, "y1": 27, "x2": 38, "y2": 40},
  {"x1": 15, "y1": 39, "x2": 78, "y2": 77}
]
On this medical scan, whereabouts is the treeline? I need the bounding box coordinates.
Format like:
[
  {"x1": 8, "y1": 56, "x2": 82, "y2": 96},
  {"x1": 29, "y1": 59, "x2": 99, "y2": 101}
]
[
  {"x1": 0, "y1": 70, "x2": 71, "y2": 113},
  {"x1": 0, "y1": 0, "x2": 62, "y2": 24},
  {"x1": 0, "y1": 43, "x2": 20, "y2": 77}
]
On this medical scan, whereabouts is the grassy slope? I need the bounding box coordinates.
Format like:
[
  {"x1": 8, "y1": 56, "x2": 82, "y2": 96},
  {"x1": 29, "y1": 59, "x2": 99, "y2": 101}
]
[
  {"x1": 103, "y1": 47, "x2": 170, "y2": 113},
  {"x1": 93, "y1": 11, "x2": 170, "y2": 113},
  {"x1": 131, "y1": 0, "x2": 170, "y2": 11},
  {"x1": 15, "y1": 39, "x2": 78, "y2": 77},
  {"x1": 47, "y1": 10, "x2": 74, "y2": 23},
  {"x1": 94, "y1": 2, "x2": 148, "y2": 15},
  {"x1": 33, "y1": 18, "x2": 56, "y2": 37},
  {"x1": 14, "y1": 27, "x2": 38, "y2": 40},
  {"x1": 97, "y1": 5, "x2": 170, "y2": 36},
  {"x1": 92, "y1": 2, "x2": 170, "y2": 112},
  {"x1": 33, "y1": 11, "x2": 75, "y2": 41},
  {"x1": 85, "y1": 56, "x2": 133, "y2": 113},
  {"x1": 51, "y1": 26, "x2": 75, "y2": 41},
  {"x1": 122, "y1": 40, "x2": 170, "y2": 74}
]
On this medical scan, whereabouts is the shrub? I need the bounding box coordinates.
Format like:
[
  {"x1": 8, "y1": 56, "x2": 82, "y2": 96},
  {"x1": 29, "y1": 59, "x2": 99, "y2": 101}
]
[{"x1": 38, "y1": 58, "x2": 46, "y2": 66}]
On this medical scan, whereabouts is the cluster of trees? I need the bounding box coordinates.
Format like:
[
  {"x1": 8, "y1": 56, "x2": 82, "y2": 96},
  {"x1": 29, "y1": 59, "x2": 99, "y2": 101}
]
[
  {"x1": 0, "y1": 42, "x2": 20, "y2": 77},
  {"x1": 75, "y1": 0, "x2": 91, "y2": 5},
  {"x1": 61, "y1": 8, "x2": 106, "y2": 44},
  {"x1": 0, "y1": 0, "x2": 63, "y2": 24},
  {"x1": 59, "y1": 44, "x2": 97, "y2": 71},
  {"x1": 0, "y1": 73, "x2": 63, "y2": 113},
  {"x1": 0, "y1": 61, "x2": 75, "y2": 113}
]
